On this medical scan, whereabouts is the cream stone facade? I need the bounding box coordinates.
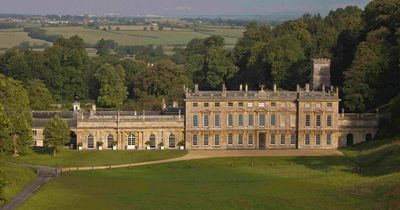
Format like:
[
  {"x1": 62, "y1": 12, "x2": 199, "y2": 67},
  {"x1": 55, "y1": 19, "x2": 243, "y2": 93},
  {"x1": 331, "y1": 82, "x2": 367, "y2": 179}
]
[{"x1": 32, "y1": 59, "x2": 379, "y2": 150}]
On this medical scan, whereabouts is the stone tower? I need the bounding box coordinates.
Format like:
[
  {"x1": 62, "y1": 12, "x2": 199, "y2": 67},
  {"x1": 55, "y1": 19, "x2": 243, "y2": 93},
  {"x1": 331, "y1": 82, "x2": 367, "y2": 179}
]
[{"x1": 311, "y1": 58, "x2": 331, "y2": 90}]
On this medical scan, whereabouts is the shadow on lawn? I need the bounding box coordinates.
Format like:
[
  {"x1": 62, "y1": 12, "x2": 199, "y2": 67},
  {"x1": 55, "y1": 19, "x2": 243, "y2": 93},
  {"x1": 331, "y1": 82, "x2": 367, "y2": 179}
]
[
  {"x1": 288, "y1": 140, "x2": 400, "y2": 177},
  {"x1": 30, "y1": 147, "x2": 54, "y2": 155}
]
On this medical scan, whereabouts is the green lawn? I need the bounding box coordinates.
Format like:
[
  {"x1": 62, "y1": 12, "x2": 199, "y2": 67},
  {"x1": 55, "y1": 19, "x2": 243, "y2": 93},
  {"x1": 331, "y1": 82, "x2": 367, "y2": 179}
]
[
  {"x1": 3, "y1": 148, "x2": 187, "y2": 168},
  {"x1": 1, "y1": 162, "x2": 36, "y2": 205},
  {"x1": 17, "y1": 137, "x2": 400, "y2": 210},
  {"x1": 17, "y1": 156, "x2": 400, "y2": 210}
]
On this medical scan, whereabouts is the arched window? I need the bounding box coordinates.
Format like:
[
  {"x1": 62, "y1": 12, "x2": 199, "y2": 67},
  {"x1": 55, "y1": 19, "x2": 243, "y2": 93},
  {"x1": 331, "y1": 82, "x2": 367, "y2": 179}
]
[
  {"x1": 88, "y1": 135, "x2": 94, "y2": 149},
  {"x1": 149, "y1": 134, "x2": 156, "y2": 148},
  {"x1": 107, "y1": 134, "x2": 114, "y2": 148},
  {"x1": 128, "y1": 133, "x2": 135, "y2": 145},
  {"x1": 365, "y1": 133, "x2": 372, "y2": 142},
  {"x1": 346, "y1": 133, "x2": 354, "y2": 146},
  {"x1": 169, "y1": 134, "x2": 176, "y2": 148}
]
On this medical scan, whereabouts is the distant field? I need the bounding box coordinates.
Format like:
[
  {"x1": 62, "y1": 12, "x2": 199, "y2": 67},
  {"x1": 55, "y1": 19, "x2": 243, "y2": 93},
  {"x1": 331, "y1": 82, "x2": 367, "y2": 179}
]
[
  {"x1": 44, "y1": 26, "x2": 244, "y2": 46},
  {"x1": 0, "y1": 29, "x2": 50, "y2": 49}
]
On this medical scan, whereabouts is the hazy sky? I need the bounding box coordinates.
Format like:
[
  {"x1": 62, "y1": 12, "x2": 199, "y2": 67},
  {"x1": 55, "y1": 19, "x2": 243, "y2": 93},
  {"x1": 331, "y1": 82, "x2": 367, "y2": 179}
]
[{"x1": 0, "y1": 0, "x2": 370, "y2": 16}]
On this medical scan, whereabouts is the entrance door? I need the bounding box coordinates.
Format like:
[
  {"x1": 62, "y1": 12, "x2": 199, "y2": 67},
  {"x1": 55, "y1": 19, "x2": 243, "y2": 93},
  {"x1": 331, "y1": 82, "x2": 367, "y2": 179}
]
[
  {"x1": 346, "y1": 134, "x2": 354, "y2": 146},
  {"x1": 69, "y1": 132, "x2": 77, "y2": 149},
  {"x1": 258, "y1": 133, "x2": 266, "y2": 149}
]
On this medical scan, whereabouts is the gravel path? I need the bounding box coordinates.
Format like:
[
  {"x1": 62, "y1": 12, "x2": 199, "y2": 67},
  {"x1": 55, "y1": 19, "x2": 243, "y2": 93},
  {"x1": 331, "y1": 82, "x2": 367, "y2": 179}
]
[{"x1": 1, "y1": 166, "x2": 59, "y2": 210}]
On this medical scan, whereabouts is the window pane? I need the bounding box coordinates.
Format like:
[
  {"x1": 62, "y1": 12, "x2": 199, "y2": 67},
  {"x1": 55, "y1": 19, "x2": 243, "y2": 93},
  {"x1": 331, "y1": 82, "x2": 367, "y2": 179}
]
[
  {"x1": 248, "y1": 114, "x2": 254, "y2": 126},
  {"x1": 259, "y1": 114, "x2": 265, "y2": 126},
  {"x1": 192, "y1": 134, "x2": 198, "y2": 146},
  {"x1": 238, "y1": 115, "x2": 243, "y2": 126},
  {"x1": 238, "y1": 134, "x2": 243, "y2": 145},
  {"x1": 228, "y1": 134, "x2": 233, "y2": 145},
  {"x1": 193, "y1": 115, "x2": 198, "y2": 127},
  {"x1": 204, "y1": 134, "x2": 209, "y2": 146},
  {"x1": 169, "y1": 134, "x2": 175, "y2": 148},
  {"x1": 305, "y1": 134, "x2": 310, "y2": 145},
  {"x1": 228, "y1": 115, "x2": 233, "y2": 126},
  {"x1": 326, "y1": 133, "x2": 331, "y2": 145},
  {"x1": 327, "y1": 115, "x2": 332, "y2": 127},
  {"x1": 203, "y1": 115, "x2": 209, "y2": 127},
  {"x1": 248, "y1": 134, "x2": 253, "y2": 145},
  {"x1": 316, "y1": 134, "x2": 321, "y2": 145},
  {"x1": 280, "y1": 134, "x2": 285, "y2": 145},
  {"x1": 290, "y1": 133, "x2": 296, "y2": 145},
  {"x1": 215, "y1": 134, "x2": 220, "y2": 146},
  {"x1": 271, "y1": 114, "x2": 276, "y2": 126},
  {"x1": 270, "y1": 134, "x2": 276, "y2": 145},
  {"x1": 316, "y1": 115, "x2": 321, "y2": 127},
  {"x1": 214, "y1": 115, "x2": 220, "y2": 127},
  {"x1": 305, "y1": 115, "x2": 310, "y2": 127}
]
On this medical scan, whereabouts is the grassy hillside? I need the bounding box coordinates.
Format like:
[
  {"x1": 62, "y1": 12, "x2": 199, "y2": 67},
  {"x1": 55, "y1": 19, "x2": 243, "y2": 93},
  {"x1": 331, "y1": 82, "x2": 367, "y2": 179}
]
[
  {"x1": 19, "y1": 137, "x2": 400, "y2": 210},
  {"x1": 0, "y1": 162, "x2": 36, "y2": 205},
  {"x1": 344, "y1": 136, "x2": 400, "y2": 176}
]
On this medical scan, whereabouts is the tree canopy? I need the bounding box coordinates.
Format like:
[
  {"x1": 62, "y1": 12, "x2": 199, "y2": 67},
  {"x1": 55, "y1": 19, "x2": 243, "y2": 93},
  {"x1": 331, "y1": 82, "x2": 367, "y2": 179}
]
[{"x1": 43, "y1": 115, "x2": 70, "y2": 156}]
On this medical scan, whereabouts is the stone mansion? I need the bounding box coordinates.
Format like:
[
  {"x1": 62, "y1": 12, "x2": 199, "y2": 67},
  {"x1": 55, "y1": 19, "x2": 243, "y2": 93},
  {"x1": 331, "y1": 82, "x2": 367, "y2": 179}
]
[{"x1": 32, "y1": 59, "x2": 378, "y2": 150}]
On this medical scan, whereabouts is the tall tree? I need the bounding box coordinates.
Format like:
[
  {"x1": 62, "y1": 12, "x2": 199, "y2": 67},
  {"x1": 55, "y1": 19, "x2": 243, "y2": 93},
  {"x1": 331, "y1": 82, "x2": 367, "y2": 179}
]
[
  {"x1": 0, "y1": 74, "x2": 32, "y2": 156},
  {"x1": 134, "y1": 59, "x2": 188, "y2": 101},
  {"x1": 95, "y1": 39, "x2": 118, "y2": 56},
  {"x1": 43, "y1": 115, "x2": 70, "y2": 156},
  {"x1": 0, "y1": 168, "x2": 7, "y2": 206},
  {"x1": 25, "y1": 79, "x2": 53, "y2": 110},
  {"x1": 96, "y1": 64, "x2": 128, "y2": 107}
]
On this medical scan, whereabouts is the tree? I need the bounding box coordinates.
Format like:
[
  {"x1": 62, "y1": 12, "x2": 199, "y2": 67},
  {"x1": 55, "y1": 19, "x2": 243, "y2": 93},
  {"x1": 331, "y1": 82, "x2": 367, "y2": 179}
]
[
  {"x1": 134, "y1": 59, "x2": 188, "y2": 101},
  {"x1": 387, "y1": 95, "x2": 400, "y2": 133},
  {"x1": 96, "y1": 64, "x2": 128, "y2": 107},
  {"x1": 205, "y1": 47, "x2": 238, "y2": 89},
  {"x1": 25, "y1": 79, "x2": 53, "y2": 110},
  {"x1": 43, "y1": 115, "x2": 70, "y2": 156},
  {"x1": 0, "y1": 74, "x2": 32, "y2": 156},
  {"x1": 0, "y1": 168, "x2": 7, "y2": 206},
  {"x1": 95, "y1": 39, "x2": 118, "y2": 56}
]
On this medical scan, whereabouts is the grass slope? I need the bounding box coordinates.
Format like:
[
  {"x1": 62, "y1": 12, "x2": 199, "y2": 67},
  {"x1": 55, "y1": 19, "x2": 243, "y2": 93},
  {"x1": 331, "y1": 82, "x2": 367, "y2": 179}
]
[
  {"x1": 19, "y1": 137, "x2": 400, "y2": 210},
  {"x1": 3, "y1": 148, "x2": 187, "y2": 167},
  {"x1": 0, "y1": 162, "x2": 36, "y2": 206}
]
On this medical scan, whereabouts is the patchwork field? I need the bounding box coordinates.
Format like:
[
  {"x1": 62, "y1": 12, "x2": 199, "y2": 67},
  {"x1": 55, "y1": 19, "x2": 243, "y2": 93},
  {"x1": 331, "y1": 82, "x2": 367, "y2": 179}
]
[
  {"x1": 0, "y1": 28, "x2": 50, "y2": 49},
  {"x1": 44, "y1": 26, "x2": 243, "y2": 46}
]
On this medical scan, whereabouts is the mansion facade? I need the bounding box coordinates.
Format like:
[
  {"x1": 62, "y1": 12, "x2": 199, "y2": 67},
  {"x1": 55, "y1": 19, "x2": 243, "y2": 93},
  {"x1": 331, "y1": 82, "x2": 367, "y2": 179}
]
[{"x1": 32, "y1": 59, "x2": 379, "y2": 150}]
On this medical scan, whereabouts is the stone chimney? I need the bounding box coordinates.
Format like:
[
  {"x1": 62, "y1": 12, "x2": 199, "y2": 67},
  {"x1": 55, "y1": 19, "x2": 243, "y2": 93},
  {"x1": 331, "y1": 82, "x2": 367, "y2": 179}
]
[
  {"x1": 296, "y1": 84, "x2": 300, "y2": 92},
  {"x1": 172, "y1": 101, "x2": 179, "y2": 108},
  {"x1": 312, "y1": 58, "x2": 331, "y2": 90},
  {"x1": 89, "y1": 104, "x2": 96, "y2": 116},
  {"x1": 194, "y1": 84, "x2": 199, "y2": 93},
  {"x1": 245, "y1": 84, "x2": 248, "y2": 91},
  {"x1": 273, "y1": 84, "x2": 277, "y2": 92},
  {"x1": 239, "y1": 84, "x2": 243, "y2": 91},
  {"x1": 222, "y1": 84, "x2": 227, "y2": 97},
  {"x1": 162, "y1": 98, "x2": 166, "y2": 110},
  {"x1": 305, "y1": 84, "x2": 310, "y2": 92}
]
